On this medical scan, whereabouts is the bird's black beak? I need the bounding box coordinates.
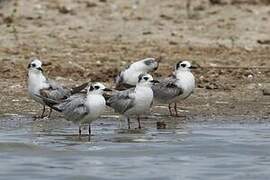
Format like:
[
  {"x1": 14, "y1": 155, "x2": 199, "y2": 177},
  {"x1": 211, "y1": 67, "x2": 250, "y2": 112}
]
[
  {"x1": 150, "y1": 80, "x2": 160, "y2": 84},
  {"x1": 104, "y1": 88, "x2": 112, "y2": 92},
  {"x1": 27, "y1": 64, "x2": 31, "y2": 69},
  {"x1": 37, "y1": 67, "x2": 43, "y2": 72},
  {"x1": 190, "y1": 66, "x2": 197, "y2": 69}
]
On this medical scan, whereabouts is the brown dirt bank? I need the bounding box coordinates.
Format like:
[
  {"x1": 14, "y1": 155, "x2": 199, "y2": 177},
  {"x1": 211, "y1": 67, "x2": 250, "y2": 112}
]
[{"x1": 0, "y1": 0, "x2": 270, "y2": 119}]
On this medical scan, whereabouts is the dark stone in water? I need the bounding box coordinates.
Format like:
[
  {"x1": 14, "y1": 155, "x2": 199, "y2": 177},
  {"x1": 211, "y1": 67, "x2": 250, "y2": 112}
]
[{"x1": 157, "y1": 121, "x2": 166, "y2": 129}]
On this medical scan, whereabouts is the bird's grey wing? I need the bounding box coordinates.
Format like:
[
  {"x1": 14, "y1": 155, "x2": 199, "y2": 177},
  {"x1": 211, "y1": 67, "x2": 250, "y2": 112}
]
[
  {"x1": 152, "y1": 77, "x2": 183, "y2": 101},
  {"x1": 56, "y1": 93, "x2": 86, "y2": 110},
  {"x1": 107, "y1": 88, "x2": 135, "y2": 114},
  {"x1": 56, "y1": 94, "x2": 88, "y2": 122},
  {"x1": 40, "y1": 79, "x2": 71, "y2": 100}
]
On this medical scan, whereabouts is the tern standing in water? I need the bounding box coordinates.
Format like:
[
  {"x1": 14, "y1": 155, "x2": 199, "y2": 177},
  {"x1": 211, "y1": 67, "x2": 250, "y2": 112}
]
[
  {"x1": 152, "y1": 60, "x2": 196, "y2": 116},
  {"x1": 107, "y1": 73, "x2": 159, "y2": 129},
  {"x1": 37, "y1": 82, "x2": 111, "y2": 141}
]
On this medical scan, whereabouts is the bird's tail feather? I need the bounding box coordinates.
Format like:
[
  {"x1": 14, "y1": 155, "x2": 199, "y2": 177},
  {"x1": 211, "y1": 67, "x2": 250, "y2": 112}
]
[
  {"x1": 34, "y1": 94, "x2": 62, "y2": 112},
  {"x1": 115, "y1": 83, "x2": 135, "y2": 91},
  {"x1": 70, "y1": 82, "x2": 89, "y2": 94}
]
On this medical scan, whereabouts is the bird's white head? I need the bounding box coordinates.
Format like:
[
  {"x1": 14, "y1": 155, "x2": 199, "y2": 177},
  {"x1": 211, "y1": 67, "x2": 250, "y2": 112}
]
[
  {"x1": 87, "y1": 82, "x2": 111, "y2": 95},
  {"x1": 28, "y1": 58, "x2": 43, "y2": 73},
  {"x1": 175, "y1": 60, "x2": 195, "y2": 72},
  {"x1": 137, "y1": 73, "x2": 159, "y2": 87}
]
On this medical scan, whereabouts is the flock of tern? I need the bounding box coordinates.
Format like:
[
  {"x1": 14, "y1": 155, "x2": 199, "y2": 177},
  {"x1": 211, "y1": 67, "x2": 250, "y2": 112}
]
[{"x1": 27, "y1": 58, "x2": 196, "y2": 140}]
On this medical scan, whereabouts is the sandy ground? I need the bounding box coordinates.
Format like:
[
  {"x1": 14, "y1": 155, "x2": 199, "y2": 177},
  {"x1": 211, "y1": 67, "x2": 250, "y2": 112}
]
[{"x1": 0, "y1": 0, "x2": 270, "y2": 119}]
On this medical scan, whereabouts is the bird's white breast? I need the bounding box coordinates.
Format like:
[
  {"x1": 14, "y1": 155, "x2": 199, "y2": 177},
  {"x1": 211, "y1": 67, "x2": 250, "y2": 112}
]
[
  {"x1": 27, "y1": 72, "x2": 49, "y2": 104},
  {"x1": 176, "y1": 71, "x2": 195, "y2": 100},
  {"x1": 126, "y1": 86, "x2": 153, "y2": 115},
  {"x1": 83, "y1": 94, "x2": 106, "y2": 123}
]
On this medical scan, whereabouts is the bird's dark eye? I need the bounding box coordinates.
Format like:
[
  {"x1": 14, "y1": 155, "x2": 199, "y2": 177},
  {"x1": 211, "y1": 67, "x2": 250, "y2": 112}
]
[
  {"x1": 94, "y1": 86, "x2": 100, "y2": 89},
  {"x1": 181, "y1": 64, "x2": 186, "y2": 68},
  {"x1": 143, "y1": 77, "x2": 149, "y2": 81},
  {"x1": 89, "y1": 86, "x2": 94, "y2": 91},
  {"x1": 32, "y1": 63, "x2": 36, "y2": 68}
]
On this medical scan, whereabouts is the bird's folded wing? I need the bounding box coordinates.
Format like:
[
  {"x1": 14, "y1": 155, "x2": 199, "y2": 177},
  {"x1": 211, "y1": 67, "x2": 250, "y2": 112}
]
[
  {"x1": 152, "y1": 77, "x2": 183, "y2": 100},
  {"x1": 39, "y1": 79, "x2": 71, "y2": 100},
  {"x1": 56, "y1": 94, "x2": 88, "y2": 122},
  {"x1": 106, "y1": 88, "x2": 135, "y2": 114}
]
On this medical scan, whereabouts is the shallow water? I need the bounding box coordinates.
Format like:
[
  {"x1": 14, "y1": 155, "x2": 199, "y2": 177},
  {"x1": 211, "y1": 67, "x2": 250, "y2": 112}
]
[{"x1": 1, "y1": 115, "x2": 270, "y2": 180}]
